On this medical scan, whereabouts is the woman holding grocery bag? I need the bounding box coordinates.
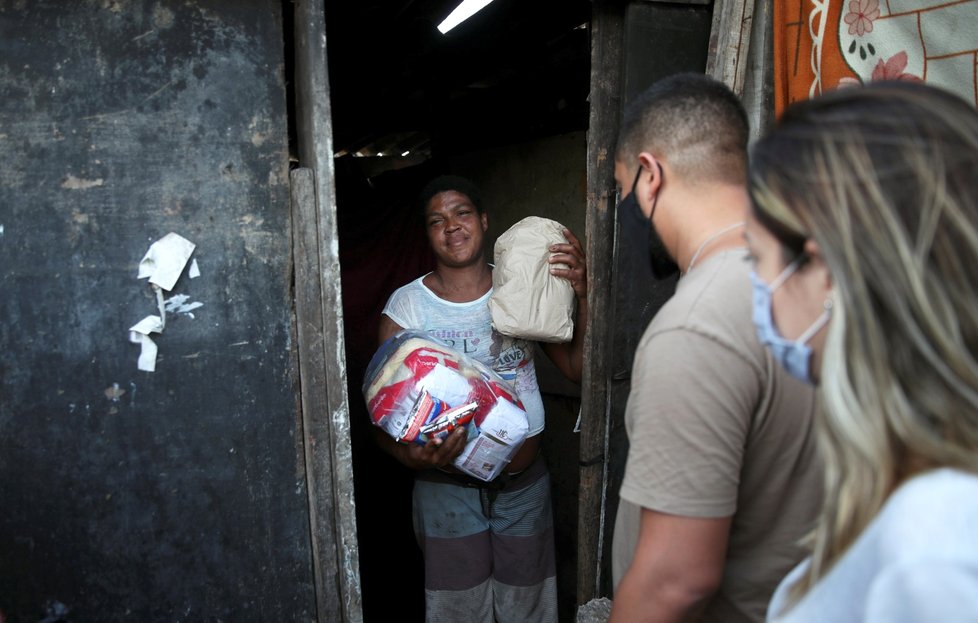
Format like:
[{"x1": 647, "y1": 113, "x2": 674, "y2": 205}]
[{"x1": 372, "y1": 175, "x2": 587, "y2": 623}]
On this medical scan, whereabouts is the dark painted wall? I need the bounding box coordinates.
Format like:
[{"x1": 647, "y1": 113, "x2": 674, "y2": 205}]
[{"x1": 0, "y1": 2, "x2": 316, "y2": 620}]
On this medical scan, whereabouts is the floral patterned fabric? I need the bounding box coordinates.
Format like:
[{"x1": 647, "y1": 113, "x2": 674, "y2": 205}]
[{"x1": 774, "y1": 0, "x2": 978, "y2": 115}]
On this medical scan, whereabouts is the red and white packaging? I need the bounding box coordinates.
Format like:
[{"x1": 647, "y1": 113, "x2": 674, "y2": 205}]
[{"x1": 363, "y1": 330, "x2": 529, "y2": 481}]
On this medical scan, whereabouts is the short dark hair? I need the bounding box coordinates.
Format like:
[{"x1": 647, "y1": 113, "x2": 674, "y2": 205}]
[
  {"x1": 617, "y1": 73, "x2": 749, "y2": 185},
  {"x1": 418, "y1": 175, "x2": 484, "y2": 219}
]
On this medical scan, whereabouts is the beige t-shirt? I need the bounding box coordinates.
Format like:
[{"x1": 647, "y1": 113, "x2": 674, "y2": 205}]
[{"x1": 612, "y1": 248, "x2": 822, "y2": 622}]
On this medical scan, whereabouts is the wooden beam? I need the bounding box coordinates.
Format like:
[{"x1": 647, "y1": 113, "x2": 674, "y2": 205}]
[
  {"x1": 292, "y1": 1, "x2": 363, "y2": 621},
  {"x1": 579, "y1": 0, "x2": 624, "y2": 605},
  {"x1": 706, "y1": 0, "x2": 756, "y2": 97},
  {"x1": 742, "y1": 0, "x2": 774, "y2": 140},
  {"x1": 290, "y1": 168, "x2": 345, "y2": 621}
]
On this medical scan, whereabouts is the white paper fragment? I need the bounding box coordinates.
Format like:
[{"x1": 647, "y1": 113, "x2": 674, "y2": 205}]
[
  {"x1": 129, "y1": 315, "x2": 164, "y2": 372},
  {"x1": 138, "y1": 232, "x2": 196, "y2": 291},
  {"x1": 154, "y1": 284, "x2": 166, "y2": 330},
  {"x1": 130, "y1": 232, "x2": 201, "y2": 372},
  {"x1": 130, "y1": 315, "x2": 164, "y2": 335},
  {"x1": 130, "y1": 334, "x2": 158, "y2": 372},
  {"x1": 164, "y1": 293, "x2": 204, "y2": 317}
]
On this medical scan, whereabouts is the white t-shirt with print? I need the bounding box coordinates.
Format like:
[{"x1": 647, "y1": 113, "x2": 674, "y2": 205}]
[{"x1": 382, "y1": 273, "x2": 546, "y2": 436}]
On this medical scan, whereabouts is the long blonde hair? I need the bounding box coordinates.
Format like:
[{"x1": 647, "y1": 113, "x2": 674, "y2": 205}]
[{"x1": 749, "y1": 81, "x2": 978, "y2": 602}]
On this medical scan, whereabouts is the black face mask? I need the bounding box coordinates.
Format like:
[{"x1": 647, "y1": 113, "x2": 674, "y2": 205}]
[{"x1": 616, "y1": 166, "x2": 679, "y2": 280}]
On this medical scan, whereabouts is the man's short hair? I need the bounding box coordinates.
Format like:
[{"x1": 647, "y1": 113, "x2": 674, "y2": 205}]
[
  {"x1": 616, "y1": 73, "x2": 749, "y2": 186},
  {"x1": 418, "y1": 175, "x2": 484, "y2": 219}
]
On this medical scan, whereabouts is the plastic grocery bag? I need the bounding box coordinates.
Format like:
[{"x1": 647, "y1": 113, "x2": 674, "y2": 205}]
[
  {"x1": 362, "y1": 330, "x2": 530, "y2": 481},
  {"x1": 490, "y1": 216, "x2": 575, "y2": 342}
]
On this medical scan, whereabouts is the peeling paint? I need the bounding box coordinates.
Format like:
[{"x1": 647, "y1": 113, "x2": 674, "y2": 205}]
[
  {"x1": 164, "y1": 293, "x2": 203, "y2": 318},
  {"x1": 152, "y1": 4, "x2": 175, "y2": 29},
  {"x1": 268, "y1": 164, "x2": 288, "y2": 187},
  {"x1": 61, "y1": 174, "x2": 104, "y2": 189},
  {"x1": 248, "y1": 114, "x2": 272, "y2": 147},
  {"x1": 104, "y1": 382, "x2": 125, "y2": 401},
  {"x1": 238, "y1": 214, "x2": 262, "y2": 226},
  {"x1": 100, "y1": 0, "x2": 127, "y2": 12}
]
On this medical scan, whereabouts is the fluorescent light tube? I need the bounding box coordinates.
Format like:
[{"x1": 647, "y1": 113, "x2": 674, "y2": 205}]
[{"x1": 437, "y1": 0, "x2": 496, "y2": 34}]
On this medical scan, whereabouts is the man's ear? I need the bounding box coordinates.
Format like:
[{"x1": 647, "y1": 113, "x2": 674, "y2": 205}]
[
  {"x1": 636, "y1": 151, "x2": 663, "y2": 202},
  {"x1": 480, "y1": 211, "x2": 488, "y2": 232}
]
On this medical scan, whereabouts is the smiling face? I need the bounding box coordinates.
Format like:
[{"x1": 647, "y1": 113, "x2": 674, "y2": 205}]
[{"x1": 424, "y1": 190, "x2": 489, "y2": 269}]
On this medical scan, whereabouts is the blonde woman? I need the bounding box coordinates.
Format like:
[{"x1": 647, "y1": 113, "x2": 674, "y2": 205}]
[{"x1": 744, "y1": 80, "x2": 978, "y2": 622}]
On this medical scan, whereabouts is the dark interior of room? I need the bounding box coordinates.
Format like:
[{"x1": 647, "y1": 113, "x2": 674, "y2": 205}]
[{"x1": 322, "y1": 0, "x2": 593, "y2": 619}]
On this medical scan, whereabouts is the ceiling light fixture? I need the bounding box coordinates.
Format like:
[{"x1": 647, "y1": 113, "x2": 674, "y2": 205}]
[{"x1": 437, "y1": 0, "x2": 496, "y2": 34}]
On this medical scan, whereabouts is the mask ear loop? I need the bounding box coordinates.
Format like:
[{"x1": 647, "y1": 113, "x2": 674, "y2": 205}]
[
  {"x1": 768, "y1": 255, "x2": 804, "y2": 292},
  {"x1": 629, "y1": 166, "x2": 643, "y2": 196},
  {"x1": 797, "y1": 297, "x2": 834, "y2": 345}
]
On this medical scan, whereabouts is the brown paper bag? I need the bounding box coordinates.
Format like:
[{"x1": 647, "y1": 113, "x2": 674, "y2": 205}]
[{"x1": 490, "y1": 216, "x2": 575, "y2": 343}]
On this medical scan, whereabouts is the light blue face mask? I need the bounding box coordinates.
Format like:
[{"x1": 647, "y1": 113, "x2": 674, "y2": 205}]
[{"x1": 749, "y1": 258, "x2": 832, "y2": 384}]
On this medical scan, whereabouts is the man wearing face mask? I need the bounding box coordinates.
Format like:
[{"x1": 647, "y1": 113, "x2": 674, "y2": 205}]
[{"x1": 608, "y1": 73, "x2": 822, "y2": 623}]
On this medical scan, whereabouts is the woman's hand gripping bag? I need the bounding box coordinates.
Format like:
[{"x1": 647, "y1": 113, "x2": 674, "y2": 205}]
[
  {"x1": 490, "y1": 216, "x2": 575, "y2": 342},
  {"x1": 362, "y1": 330, "x2": 530, "y2": 481}
]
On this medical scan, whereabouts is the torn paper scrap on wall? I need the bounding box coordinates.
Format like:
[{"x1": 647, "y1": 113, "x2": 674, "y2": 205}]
[
  {"x1": 138, "y1": 232, "x2": 196, "y2": 291},
  {"x1": 165, "y1": 294, "x2": 204, "y2": 318},
  {"x1": 129, "y1": 315, "x2": 164, "y2": 372},
  {"x1": 129, "y1": 232, "x2": 203, "y2": 372}
]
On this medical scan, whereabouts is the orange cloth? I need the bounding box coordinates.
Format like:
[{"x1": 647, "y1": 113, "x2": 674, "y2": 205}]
[{"x1": 774, "y1": 0, "x2": 978, "y2": 116}]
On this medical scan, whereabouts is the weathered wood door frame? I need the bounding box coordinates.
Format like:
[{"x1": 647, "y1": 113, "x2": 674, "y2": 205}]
[
  {"x1": 291, "y1": 1, "x2": 363, "y2": 621},
  {"x1": 579, "y1": 0, "x2": 624, "y2": 605}
]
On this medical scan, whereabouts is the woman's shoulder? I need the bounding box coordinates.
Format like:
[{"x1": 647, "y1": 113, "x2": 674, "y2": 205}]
[
  {"x1": 876, "y1": 468, "x2": 978, "y2": 559},
  {"x1": 386, "y1": 274, "x2": 430, "y2": 303},
  {"x1": 890, "y1": 468, "x2": 978, "y2": 508}
]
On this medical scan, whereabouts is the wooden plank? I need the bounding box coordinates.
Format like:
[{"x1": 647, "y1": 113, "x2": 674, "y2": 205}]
[
  {"x1": 706, "y1": 0, "x2": 757, "y2": 97},
  {"x1": 292, "y1": 1, "x2": 363, "y2": 621},
  {"x1": 579, "y1": 0, "x2": 625, "y2": 606},
  {"x1": 289, "y1": 168, "x2": 344, "y2": 621},
  {"x1": 742, "y1": 0, "x2": 775, "y2": 140}
]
